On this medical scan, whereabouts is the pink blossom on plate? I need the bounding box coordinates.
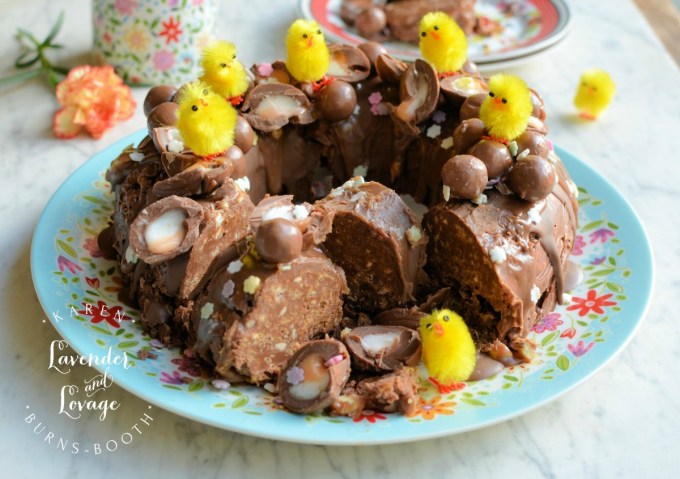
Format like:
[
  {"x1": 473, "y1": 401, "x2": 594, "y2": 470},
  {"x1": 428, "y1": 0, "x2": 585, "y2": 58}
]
[
  {"x1": 568, "y1": 341, "x2": 594, "y2": 357},
  {"x1": 57, "y1": 255, "x2": 82, "y2": 274}
]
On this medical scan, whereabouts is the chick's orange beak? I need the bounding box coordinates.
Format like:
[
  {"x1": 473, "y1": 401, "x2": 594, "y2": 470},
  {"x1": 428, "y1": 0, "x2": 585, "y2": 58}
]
[
  {"x1": 307, "y1": 37, "x2": 314, "y2": 48},
  {"x1": 430, "y1": 30, "x2": 441, "y2": 41},
  {"x1": 200, "y1": 99, "x2": 208, "y2": 107},
  {"x1": 493, "y1": 97, "x2": 503, "y2": 106},
  {"x1": 434, "y1": 322, "x2": 445, "y2": 337}
]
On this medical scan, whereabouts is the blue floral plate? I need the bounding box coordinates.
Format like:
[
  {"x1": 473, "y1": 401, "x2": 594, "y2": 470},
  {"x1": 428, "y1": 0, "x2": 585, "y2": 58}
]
[{"x1": 31, "y1": 130, "x2": 653, "y2": 445}]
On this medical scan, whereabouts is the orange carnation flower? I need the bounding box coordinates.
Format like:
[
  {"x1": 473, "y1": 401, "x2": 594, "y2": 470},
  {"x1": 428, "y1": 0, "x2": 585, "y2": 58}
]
[{"x1": 53, "y1": 65, "x2": 136, "y2": 139}]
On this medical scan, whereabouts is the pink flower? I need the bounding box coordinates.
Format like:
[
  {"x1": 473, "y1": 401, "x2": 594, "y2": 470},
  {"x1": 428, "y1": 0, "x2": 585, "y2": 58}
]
[
  {"x1": 590, "y1": 256, "x2": 606, "y2": 265},
  {"x1": 160, "y1": 371, "x2": 184, "y2": 385},
  {"x1": 531, "y1": 312, "x2": 563, "y2": 334},
  {"x1": 432, "y1": 110, "x2": 446, "y2": 123},
  {"x1": 589, "y1": 228, "x2": 615, "y2": 244},
  {"x1": 560, "y1": 327, "x2": 577, "y2": 338},
  {"x1": 572, "y1": 235, "x2": 586, "y2": 255},
  {"x1": 83, "y1": 237, "x2": 103, "y2": 258},
  {"x1": 53, "y1": 65, "x2": 136, "y2": 139},
  {"x1": 171, "y1": 355, "x2": 201, "y2": 377},
  {"x1": 153, "y1": 50, "x2": 175, "y2": 71},
  {"x1": 568, "y1": 341, "x2": 594, "y2": 357},
  {"x1": 368, "y1": 91, "x2": 382, "y2": 105},
  {"x1": 257, "y1": 63, "x2": 273, "y2": 77},
  {"x1": 57, "y1": 255, "x2": 82, "y2": 274},
  {"x1": 114, "y1": 0, "x2": 137, "y2": 16}
]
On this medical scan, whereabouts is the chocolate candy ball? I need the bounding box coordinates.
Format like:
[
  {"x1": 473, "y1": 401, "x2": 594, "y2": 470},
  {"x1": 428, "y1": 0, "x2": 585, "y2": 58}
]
[
  {"x1": 255, "y1": 218, "x2": 303, "y2": 264},
  {"x1": 515, "y1": 130, "x2": 549, "y2": 158},
  {"x1": 453, "y1": 118, "x2": 485, "y2": 155},
  {"x1": 225, "y1": 145, "x2": 246, "y2": 178},
  {"x1": 459, "y1": 93, "x2": 487, "y2": 121},
  {"x1": 442, "y1": 155, "x2": 488, "y2": 200},
  {"x1": 147, "y1": 102, "x2": 178, "y2": 137},
  {"x1": 530, "y1": 88, "x2": 546, "y2": 121},
  {"x1": 505, "y1": 155, "x2": 556, "y2": 201},
  {"x1": 143, "y1": 85, "x2": 178, "y2": 116},
  {"x1": 234, "y1": 116, "x2": 255, "y2": 153},
  {"x1": 358, "y1": 41, "x2": 387, "y2": 74},
  {"x1": 355, "y1": 7, "x2": 387, "y2": 38},
  {"x1": 467, "y1": 139, "x2": 512, "y2": 178},
  {"x1": 317, "y1": 80, "x2": 357, "y2": 122}
]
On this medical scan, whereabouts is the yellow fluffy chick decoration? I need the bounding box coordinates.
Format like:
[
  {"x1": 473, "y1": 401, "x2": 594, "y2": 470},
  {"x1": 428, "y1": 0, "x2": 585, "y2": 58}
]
[
  {"x1": 419, "y1": 12, "x2": 468, "y2": 75},
  {"x1": 479, "y1": 73, "x2": 533, "y2": 142},
  {"x1": 419, "y1": 309, "x2": 477, "y2": 394},
  {"x1": 285, "y1": 19, "x2": 330, "y2": 85},
  {"x1": 200, "y1": 40, "x2": 250, "y2": 106},
  {"x1": 574, "y1": 69, "x2": 616, "y2": 120},
  {"x1": 176, "y1": 81, "x2": 237, "y2": 158}
]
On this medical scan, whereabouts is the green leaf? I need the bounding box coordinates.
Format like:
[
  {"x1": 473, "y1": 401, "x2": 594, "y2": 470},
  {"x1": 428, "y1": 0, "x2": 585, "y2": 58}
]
[
  {"x1": 162, "y1": 384, "x2": 182, "y2": 391},
  {"x1": 541, "y1": 331, "x2": 559, "y2": 347},
  {"x1": 188, "y1": 380, "x2": 204, "y2": 392},
  {"x1": 581, "y1": 220, "x2": 604, "y2": 232},
  {"x1": 622, "y1": 270, "x2": 631, "y2": 277},
  {"x1": 231, "y1": 397, "x2": 248, "y2": 409},
  {"x1": 124, "y1": 333, "x2": 134, "y2": 338},
  {"x1": 556, "y1": 355, "x2": 570, "y2": 371},
  {"x1": 502, "y1": 383, "x2": 512, "y2": 389},
  {"x1": 542, "y1": 376, "x2": 554, "y2": 380},
  {"x1": 461, "y1": 398, "x2": 485, "y2": 406},
  {"x1": 592, "y1": 200, "x2": 602, "y2": 206},
  {"x1": 117, "y1": 341, "x2": 139, "y2": 349},
  {"x1": 115, "y1": 329, "x2": 125, "y2": 336},
  {"x1": 606, "y1": 282, "x2": 623, "y2": 293},
  {"x1": 607, "y1": 222, "x2": 619, "y2": 230},
  {"x1": 503, "y1": 375, "x2": 518, "y2": 382},
  {"x1": 592, "y1": 269, "x2": 615, "y2": 277},
  {"x1": 145, "y1": 372, "x2": 157, "y2": 377},
  {"x1": 96, "y1": 339, "x2": 106, "y2": 346},
  {"x1": 85, "y1": 324, "x2": 112, "y2": 335},
  {"x1": 82, "y1": 195, "x2": 106, "y2": 205},
  {"x1": 608, "y1": 257, "x2": 617, "y2": 266},
  {"x1": 577, "y1": 320, "x2": 588, "y2": 327},
  {"x1": 213, "y1": 402, "x2": 227, "y2": 408},
  {"x1": 45, "y1": 11, "x2": 65, "y2": 44},
  {"x1": 56, "y1": 239, "x2": 77, "y2": 258},
  {"x1": 616, "y1": 295, "x2": 627, "y2": 301}
]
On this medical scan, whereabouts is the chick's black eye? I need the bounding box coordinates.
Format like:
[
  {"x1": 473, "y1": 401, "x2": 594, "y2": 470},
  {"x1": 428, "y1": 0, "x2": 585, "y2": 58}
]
[
  {"x1": 220, "y1": 63, "x2": 227, "y2": 68},
  {"x1": 593, "y1": 87, "x2": 598, "y2": 91},
  {"x1": 426, "y1": 323, "x2": 433, "y2": 330},
  {"x1": 421, "y1": 31, "x2": 426, "y2": 37},
  {"x1": 203, "y1": 88, "x2": 209, "y2": 95},
  {"x1": 443, "y1": 315, "x2": 450, "y2": 322},
  {"x1": 232, "y1": 54, "x2": 236, "y2": 59},
  {"x1": 489, "y1": 91, "x2": 495, "y2": 97},
  {"x1": 191, "y1": 105, "x2": 198, "y2": 111},
  {"x1": 502, "y1": 98, "x2": 507, "y2": 104},
  {"x1": 303, "y1": 33, "x2": 308, "y2": 39},
  {"x1": 434, "y1": 25, "x2": 439, "y2": 30},
  {"x1": 317, "y1": 29, "x2": 321, "y2": 34}
]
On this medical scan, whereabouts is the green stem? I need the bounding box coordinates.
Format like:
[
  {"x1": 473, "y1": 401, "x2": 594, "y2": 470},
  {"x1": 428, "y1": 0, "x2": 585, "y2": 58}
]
[{"x1": 0, "y1": 68, "x2": 43, "y2": 87}]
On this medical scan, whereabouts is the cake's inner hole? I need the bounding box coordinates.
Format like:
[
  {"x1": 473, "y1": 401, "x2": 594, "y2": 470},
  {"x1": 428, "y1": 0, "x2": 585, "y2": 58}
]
[
  {"x1": 254, "y1": 95, "x2": 305, "y2": 120},
  {"x1": 289, "y1": 353, "x2": 330, "y2": 400},
  {"x1": 145, "y1": 208, "x2": 187, "y2": 254},
  {"x1": 360, "y1": 332, "x2": 399, "y2": 356}
]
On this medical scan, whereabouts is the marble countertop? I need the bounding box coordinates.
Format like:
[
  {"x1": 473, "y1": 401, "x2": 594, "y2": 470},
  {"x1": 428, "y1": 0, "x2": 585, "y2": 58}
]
[{"x1": 1, "y1": 0, "x2": 678, "y2": 477}]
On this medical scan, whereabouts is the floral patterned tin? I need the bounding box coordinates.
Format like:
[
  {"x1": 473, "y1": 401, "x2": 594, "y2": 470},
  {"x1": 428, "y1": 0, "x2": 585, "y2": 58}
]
[{"x1": 92, "y1": 0, "x2": 215, "y2": 85}]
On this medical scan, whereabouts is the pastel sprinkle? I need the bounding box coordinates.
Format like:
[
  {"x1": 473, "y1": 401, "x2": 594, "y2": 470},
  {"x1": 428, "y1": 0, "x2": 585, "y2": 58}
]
[
  {"x1": 432, "y1": 110, "x2": 446, "y2": 123},
  {"x1": 546, "y1": 138, "x2": 554, "y2": 151},
  {"x1": 149, "y1": 339, "x2": 164, "y2": 349},
  {"x1": 286, "y1": 366, "x2": 305, "y2": 385},
  {"x1": 426, "y1": 124, "x2": 442, "y2": 138},
  {"x1": 368, "y1": 91, "x2": 383, "y2": 105},
  {"x1": 370, "y1": 102, "x2": 388, "y2": 116},
  {"x1": 324, "y1": 354, "x2": 345, "y2": 367},
  {"x1": 257, "y1": 63, "x2": 274, "y2": 77},
  {"x1": 211, "y1": 379, "x2": 231, "y2": 390}
]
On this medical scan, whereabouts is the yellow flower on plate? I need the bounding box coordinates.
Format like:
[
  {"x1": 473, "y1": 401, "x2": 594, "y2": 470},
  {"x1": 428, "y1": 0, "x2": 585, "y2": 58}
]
[{"x1": 122, "y1": 24, "x2": 150, "y2": 52}]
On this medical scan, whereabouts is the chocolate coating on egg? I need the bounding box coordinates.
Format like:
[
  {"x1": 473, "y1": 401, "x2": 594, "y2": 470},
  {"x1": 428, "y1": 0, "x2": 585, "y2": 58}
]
[
  {"x1": 234, "y1": 116, "x2": 255, "y2": 153},
  {"x1": 467, "y1": 139, "x2": 512, "y2": 178},
  {"x1": 358, "y1": 42, "x2": 387, "y2": 75},
  {"x1": 515, "y1": 130, "x2": 549, "y2": 158},
  {"x1": 505, "y1": 155, "x2": 556, "y2": 201},
  {"x1": 442, "y1": 155, "x2": 488, "y2": 200},
  {"x1": 144, "y1": 85, "x2": 178, "y2": 116},
  {"x1": 255, "y1": 218, "x2": 303, "y2": 264},
  {"x1": 459, "y1": 93, "x2": 487, "y2": 121},
  {"x1": 453, "y1": 118, "x2": 485, "y2": 155},
  {"x1": 355, "y1": 7, "x2": 387, "y2": 38},
  {"x1": 147, "y1": 102, "x2": 178, "y2": 137},
  {"x1": 317, "y1": 80, "x2": 357, "y2": 122},
  {"x1": 530, "y1": 88, "x2": 546, "y2": 121}
]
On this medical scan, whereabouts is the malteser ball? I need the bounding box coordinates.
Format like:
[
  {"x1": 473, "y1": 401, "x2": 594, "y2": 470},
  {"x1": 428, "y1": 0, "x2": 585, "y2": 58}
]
[
  {"x1": 143, "y1": 85, "x2": 178, "y2": 116},
  {"x1": 530, "y1": 89, "x2": 546, "y2": 121},
  {"x1": 317, "y1": 80, "x2": 357, "y2": 122},
  {"x1": 355, "y1": 7, "x2": 387, "y2": 38},
  {"x1": 358, "y1": 42, "x2": 387, "y2": 72},
  {"x1": 255, "y1": 218, "x2": 303, "y2": 264},
  {"x1": 459, "y1": 93, "x2": 487, "y2": 121},
  {"x1": 505, "y1": 155, "x2": 556, "y2": 201},
  {"x1": 442, "y1": 155, "x2": 488, "y2": 200},
  {"x1": 234, "y1": 116, "x2": 255, "y2": 153},
  {"x1": 467, "y1": 139, "x2": 513, "y2": 178},
  {"x1": 515, "y1": 130, "x2": 549, "y2": 158},
  {"x1": 147, "y1": 102, "x2": 178, "y2": 136},
  {"x1": 225, "y1": 145, "x2": 246, "y2": 178},
  {"x1": 454, "y1": 118, "x2": 485, "y2": 155}
]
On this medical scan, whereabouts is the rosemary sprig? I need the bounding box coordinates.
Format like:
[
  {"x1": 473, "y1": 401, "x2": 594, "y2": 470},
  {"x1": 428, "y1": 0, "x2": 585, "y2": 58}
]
[{"x1": 0, "y1": 11, "x2": 68, "y2": 89}]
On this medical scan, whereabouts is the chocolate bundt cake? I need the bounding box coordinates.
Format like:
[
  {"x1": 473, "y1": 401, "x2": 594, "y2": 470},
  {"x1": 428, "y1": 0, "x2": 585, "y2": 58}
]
[{"x1": 98, "y1": 41, "x2": 577, "y2": 417}]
